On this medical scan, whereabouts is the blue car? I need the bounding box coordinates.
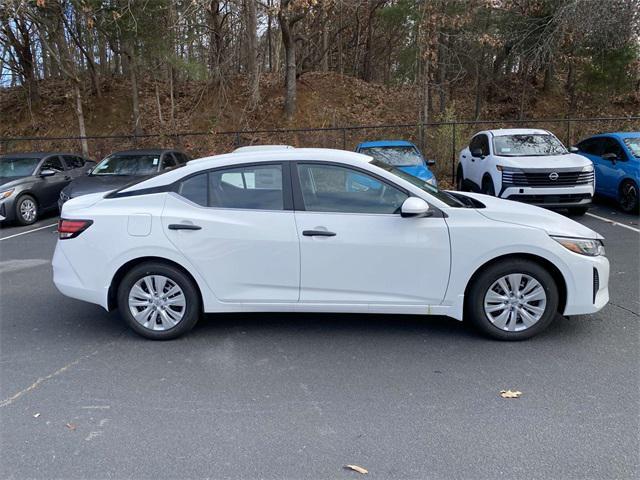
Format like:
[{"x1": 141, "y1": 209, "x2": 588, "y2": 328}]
[
  {"x1": 355, "y1": 140, "x2": 437, "y2": 185},
  {"x1": 575, "y1": 132, "x2": 639, "y2": 213}
]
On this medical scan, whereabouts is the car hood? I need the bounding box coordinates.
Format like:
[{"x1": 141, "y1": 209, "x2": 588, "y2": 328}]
[
  {"x1": 61, "y1": 191, "x2": 107, "y2": 214},
  {"x1": 494, "y1": 153, "x2": 592, "y2": 170},
  {"x1": 455, "y1": 192, "x2": 603, "y2": 239},
  {"x1": 0, "y1": 175, "x2": 33, "y2": 189},
  {"x1": 398, "y1": 165, "x2": 433, "y2": 181},
  {"x1": 64, "y1": 175, "x2": 140, "y2": 197}
]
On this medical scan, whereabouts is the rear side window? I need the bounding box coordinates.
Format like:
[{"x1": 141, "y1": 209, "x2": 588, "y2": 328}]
[
  {"x1": 178, "y1": 173, "x2": 208, "y2": 206},
  {"x1": 176, "y1": 164, "x2": 284, "y2": 210}
]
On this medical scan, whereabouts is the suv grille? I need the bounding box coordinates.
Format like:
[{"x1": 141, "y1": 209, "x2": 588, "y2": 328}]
[{"x1": 502, "y1": 170, "x2": 594, "y2": 187}]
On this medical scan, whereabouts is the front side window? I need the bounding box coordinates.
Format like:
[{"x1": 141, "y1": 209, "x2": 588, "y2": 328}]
[
  {"x1": 358, "y1": 146, "x2": 423, "y2": 166},
  {"x1": 493, "y1": 134, "x2": 567, "y2": 156},
  {"x1": 577, "y1": 139, "x2": 602, "y2": 155},
  {"x1": 161, "y1": 153, "x2": 177, "y2": 169},
  {"x1": 297, "y1": 163, "x2": 407, "y2": 214},
  {"x1": 601, "y1": 138, "x2": 627, "y2": 160},
  {"x1": 0, "y1": 157, "x2": 41, "y2": 177},
  {"x1": 41, "y1": 156, "x2": 64, "y2": 172},
  {"x1": 63, "y1": 155, "x2": 85, "y2": 169},
  {"x1": 91, "y1": 154, "x2": 161, "y2": 176}
]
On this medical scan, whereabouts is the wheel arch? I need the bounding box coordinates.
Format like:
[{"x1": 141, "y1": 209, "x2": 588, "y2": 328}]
[
  {"x1": 464, "y1": 253, "x2": 567, "y2": 314},
  {"x1": 107, "y1": 256, "x2": 204, "y2": 311}
]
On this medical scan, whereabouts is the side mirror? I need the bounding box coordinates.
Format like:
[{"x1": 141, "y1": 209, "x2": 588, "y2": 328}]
[
  {"x1": 471, "y1": 148, "x2": 484, "y2": 158},
  {"x1": 569, "y1": 146, "x2": 579, "y2": 153},
  {"x1": 602, "y1": 153, "x2": 617, "y2": 162},
  {"x1": 426, "y1": 159, "x2": 436, "y2": 166},
  {"x1": 39, "y1": 169, "x2": 56, "y2": 177},
  {"x1": 86, "y1": 167, "x2": 93, "y2": 175},
  {"x1": 401, "y1": 197, "x2": 431, "y2": 218}
]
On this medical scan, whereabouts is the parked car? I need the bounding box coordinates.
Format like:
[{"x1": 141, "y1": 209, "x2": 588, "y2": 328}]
[
  {"x1": 355, "y1": 140, "x2": 437, "y2": 185},
  {"x1": 59, "y1": 149, "x2": 189, "y2": 210},
  {"x1": 457, "y1": 129, "x2": 594, "y2": 215},
  {"x1": 0, "y1": 152, "x2": 94, "y2": 225},
  {"x1": 575, "y1": 132, "x2": 639, "y2": 213},
  {"x1": 53, "y1": 148, "x2": 609, "y2": 341}
]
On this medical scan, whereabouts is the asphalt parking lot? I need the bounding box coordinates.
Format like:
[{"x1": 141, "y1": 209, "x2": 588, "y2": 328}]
[{"x1": 1, "y1": 203, "x2": 638, "y2": 480}]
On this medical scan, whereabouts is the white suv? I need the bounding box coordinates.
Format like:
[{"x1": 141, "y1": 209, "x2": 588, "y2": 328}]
[{"x1": 457, "y1": 129, "x2": 595, "y2": 215}]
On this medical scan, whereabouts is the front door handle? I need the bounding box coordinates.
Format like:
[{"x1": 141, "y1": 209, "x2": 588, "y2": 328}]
[
  {"x1": 168, "y1": 224, "x2": 202, "y2": 230},
  {"x1": 303, "y1": 230, "x2": 336, "y2": 237}
]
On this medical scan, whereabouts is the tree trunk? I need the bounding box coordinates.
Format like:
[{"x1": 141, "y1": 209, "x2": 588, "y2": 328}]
[
  {"x1": 244, "y1": 0, "x2": 259, "y2": 105},
  {"x1": 278, "y1": 3, "x2": 302, "y2": 120},
  {"x1": 74, "y1": 84, "x2": 89, "y2": 157}
]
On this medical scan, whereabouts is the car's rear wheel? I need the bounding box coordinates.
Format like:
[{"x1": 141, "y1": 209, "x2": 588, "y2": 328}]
[
  {"x1": 466, "y1": 259, "x2": 559, "y2": 340},
  {"x1": 15, "y1": 194, "x2": 38, "y2": 225},
  {"x1": 117, "y1": 262, "x2": 201, "y2": 340},
  {"x1": 619, "y1": 180, "x2": 639, "y2": 213}
]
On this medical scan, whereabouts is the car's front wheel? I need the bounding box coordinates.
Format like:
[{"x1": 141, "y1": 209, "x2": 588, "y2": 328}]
[
  {"x1": 117, "y1": 262, "x2": 201, "y2": 340},
  {"x1": 619, "y1": 180, "x2": 639, "y2": 213},
  {"x1": 15, "y1": 194, "x2": 38, "y2": 225},
  {"x1": 466, "y1": 259, "x2": 559, "y2": 340},
  {"x1": 481, "y1": 176, "x2": 496, "y2": 196}
]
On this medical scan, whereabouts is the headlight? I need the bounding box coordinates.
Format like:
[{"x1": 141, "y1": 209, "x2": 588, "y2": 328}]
[
  {"x1": 552, "y1": 236, "x2": 605, "y2": 256},
  {"x1": 582, "y1": 164, "x2": 594, "y2": 172},
  {"x1": 0, "y1": 189, "x2": 14, "y2": 200}
]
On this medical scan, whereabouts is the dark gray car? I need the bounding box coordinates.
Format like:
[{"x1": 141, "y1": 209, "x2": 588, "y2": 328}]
[
  {"x1": 0, "y1": 152, "x2": 95, "y2": 225},
  {"x1": 59, "y1": 149, "x2": 189, "y2": 210}
]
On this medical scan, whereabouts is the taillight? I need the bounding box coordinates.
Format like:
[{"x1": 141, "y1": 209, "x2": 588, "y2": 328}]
[{"x1": 58, "y1": 219, "x2": 93, "y2": 239}]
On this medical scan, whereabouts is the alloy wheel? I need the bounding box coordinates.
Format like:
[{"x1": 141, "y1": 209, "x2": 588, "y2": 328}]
[
  {"x1": 620, "y1": 182, "x2": 638, "y2": 212},
  {"x1": 19, "y1": 198, "x2": 37, "y2": 223},
  {"x1": 128, "y1": 275, "x2": 186, "y2": 331},
  {"x1": 483, "y1": 273, "x2": 547, "y2": 332}
]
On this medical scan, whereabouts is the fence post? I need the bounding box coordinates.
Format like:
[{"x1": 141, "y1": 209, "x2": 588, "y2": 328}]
[
  {"x1": 419, "y1": 123, "x2": 425, "y2": 153},
  {"x1": 342, "y1": 129, "x2": 347, "y2": 150},
  {"x1": 451, "y1": 122, "x2": 457, "y2": 185},
  {"x1": 234, "y1": 131, "x2": 241, "y2": 148},
  {"x1": 565, "y1": 119, "x2": 571, "y2": 146}
]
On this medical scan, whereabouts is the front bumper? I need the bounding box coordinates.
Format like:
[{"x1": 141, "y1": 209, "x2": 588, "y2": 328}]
[
  {"x1": 0, "y1": 197, "x2": 17, "y2": 222},
  {"x1": 563, "y1": 254, "x2": 609, "y2": 316},
  {"x1": 500, "y1": 185, "x2": 594, "y2": 208}
]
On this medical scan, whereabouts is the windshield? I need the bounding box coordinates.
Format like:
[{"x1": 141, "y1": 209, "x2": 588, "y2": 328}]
[
  {"x1": 0, "y1": 157, "x2": 40, "y2": 178},
  {"x1": 370, "y1": 159, "x2": 465, "y2": 207},
  {"x1": 91, "y1": 154, "x2": 161, "y2": 176},
  {"x1": 360, "y1": 146, "x2": 424, "y2": 166},
  {"x1": 493, "y1": 134, "x2": 567, "y2": 156},
  {"x1": 623, "y1": 137, "x2": 640, "y2": 158}
]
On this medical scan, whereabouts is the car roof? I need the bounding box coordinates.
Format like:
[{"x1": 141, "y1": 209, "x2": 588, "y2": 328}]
[
  {"x1": 233, "y1": 145, "x2": 294, "y2": 153},
  {"x1": 109, "y1": 149, "x2": 178, "y2": 156},
  {"x1": 587, "y1": 132, "x2": 640, "y2": 140},
  {"x1": 0, "y1": 152, "x2": 84, "y2": 159},
  {"x1": 357, "y1": 140, "x2": 416, "y2": 148},
  {"x1": 485, "y1": 128, "x2": 550, "y2": 137}
]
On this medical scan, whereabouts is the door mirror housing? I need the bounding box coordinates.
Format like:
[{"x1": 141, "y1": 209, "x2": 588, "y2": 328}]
[
  {"x1": 569, "y1": 146, "x2": 579, "y2": 153},
  {"x1": 426, "y1": 159, "x2": 436, "y2": 166},
  {"x1": 471, "y1": 148, "x2": 484, "y2": 158},
  {"x1": 86, "y1": 167, "x2": 93, "y2": 175},
  {"x1": 401, "y1": 197, "x2": 431, "y2": 218},
  {"x1": 39, "y1": 169, "x2": 56, "y2": 177},
  {"x1": 601, "y1": 152, "x2": 618, "y2": 162}
]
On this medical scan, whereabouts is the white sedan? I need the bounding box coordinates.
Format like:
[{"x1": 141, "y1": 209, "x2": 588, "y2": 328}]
[{"x1": 53, "y1": 148, "x2": 609, "y2": 340}]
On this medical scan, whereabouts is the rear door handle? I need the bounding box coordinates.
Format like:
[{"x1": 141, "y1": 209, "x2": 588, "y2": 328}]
[
  {"x1": 303, "y1": 230, "x2": 336, "y2": 237},
  {"x1": 168, "y1": 224, "x2": 202, "y2": 230}
]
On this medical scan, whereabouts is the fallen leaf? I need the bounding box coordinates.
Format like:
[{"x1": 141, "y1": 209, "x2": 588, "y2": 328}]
[
  {"x1": 500, "y1": 390, "x2": 522, "y2": 399},
  {"x1": 345, "y1": 464, "x2": 368, "y2": 474},
  {"x1": 33, "y1": 413, "x2": 40, "y2": 418},
  {"x1": 66, "y1": 423, "x2": 77, "y2": 430}
]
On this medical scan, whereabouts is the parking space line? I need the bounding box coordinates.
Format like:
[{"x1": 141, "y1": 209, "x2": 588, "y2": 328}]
[
  {"x1": 0, "y1": 223, "x2": 58, "y2": 241},
  {"x1": 585, "y1": 212, "x2": 639, "y2": 233}
]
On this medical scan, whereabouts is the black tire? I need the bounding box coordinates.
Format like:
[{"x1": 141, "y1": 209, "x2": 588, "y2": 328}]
[
  {"x1": 568, "y1": 206, "x2": 589, "y2": 216},
  {"x1": 465, "y1": 259, "x2": 559, "y2": 341},
  {"x1": 481, "y1": 176, "x2": 496, "y2": 196},
  {"x1": 15, "y1": 194, "x2": 38, "y2": 225},
  {"x1": 117, "y1": 262, "x2": 201, "y2": 340},
  {"x1": 456, "y1": 165, "x2": 465, "y2": 191},
  {"x1": 618, "y1": 180, "x2": 639, "y2": 214}
]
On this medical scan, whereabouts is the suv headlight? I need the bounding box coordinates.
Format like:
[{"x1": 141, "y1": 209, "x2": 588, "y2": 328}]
[
  {"x1": 0, "y1": 188, "x2": 14, "y2": 200},
  {"x1": 582, "y1": 164, "x2": 594, "y2": 172},
  {"x1": 552, "y1": 236, "x2": 605, "y2": 256}
]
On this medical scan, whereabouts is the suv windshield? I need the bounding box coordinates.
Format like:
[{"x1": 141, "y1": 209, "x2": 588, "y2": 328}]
[
  {"x1": 92, "y1": 154, "x2": 161, "y2": 176},
  {"x1": 623, "y1": 137, "x2": 640, "y2": 158},
  {"x1": 360, "y1": 146, "x2": 423, "y2": 166},
  {"x1": 493, "y1": 134, "x2": 567, "y2": 156},
  {"x1": 370, "y1": 159, "x2": 466, "y2": 207},
  {"x1": 0, "y1": 157, "x2": 40, "y2": 177}
]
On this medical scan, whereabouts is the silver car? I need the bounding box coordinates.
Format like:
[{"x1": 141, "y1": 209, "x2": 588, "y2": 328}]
[{"x1": 0, "y1": 152, "x2": 94, "y2": 225}]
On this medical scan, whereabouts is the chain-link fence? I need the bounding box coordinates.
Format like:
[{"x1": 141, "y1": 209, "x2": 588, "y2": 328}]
[{"x1": 1, "y1": 116, "x2": 638, "y2": 186}]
